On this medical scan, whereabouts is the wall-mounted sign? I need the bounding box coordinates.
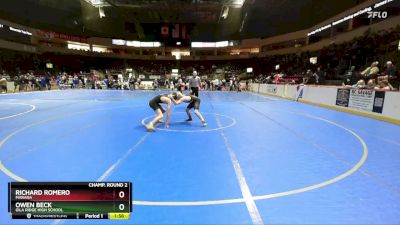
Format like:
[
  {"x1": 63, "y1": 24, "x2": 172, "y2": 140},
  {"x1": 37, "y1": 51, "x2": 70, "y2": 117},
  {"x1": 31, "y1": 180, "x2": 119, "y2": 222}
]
[{"x1": 37, "y1": 30, "x2": 88, "y2": 43}]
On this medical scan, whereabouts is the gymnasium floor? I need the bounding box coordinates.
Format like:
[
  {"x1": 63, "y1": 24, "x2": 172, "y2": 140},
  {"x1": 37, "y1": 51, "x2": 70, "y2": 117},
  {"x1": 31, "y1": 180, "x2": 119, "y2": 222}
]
[{"x1": 0, "y1": 89, "x2": 399, "y2": 225}]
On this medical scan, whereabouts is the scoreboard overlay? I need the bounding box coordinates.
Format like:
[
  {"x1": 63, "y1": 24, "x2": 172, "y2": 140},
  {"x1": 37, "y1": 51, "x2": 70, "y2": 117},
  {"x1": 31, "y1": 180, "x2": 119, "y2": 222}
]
[{"x1": 8, "y1": 182, "x2": 132, "y2": 220}]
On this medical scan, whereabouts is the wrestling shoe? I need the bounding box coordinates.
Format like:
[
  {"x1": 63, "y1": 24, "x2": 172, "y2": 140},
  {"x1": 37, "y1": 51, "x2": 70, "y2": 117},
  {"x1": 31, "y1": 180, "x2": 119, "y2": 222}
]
[{"x1": 145, "y1": 123, "x2": 155, "y2": 132}]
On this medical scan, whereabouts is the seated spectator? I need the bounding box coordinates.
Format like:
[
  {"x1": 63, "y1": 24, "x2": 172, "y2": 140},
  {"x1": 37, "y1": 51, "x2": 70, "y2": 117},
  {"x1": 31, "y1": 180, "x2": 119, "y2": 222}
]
[
  {"x1": 342, "y1": 78, "x2": 352, "y2": 86},
  {"x1": 273, "y1": 73, "x2": 284, "y2": 84},
  {"x1": 374, "y1": 80, "x2": 394, "y2": 91},
  {"x1": 385, "y1": 61, "x2": 397, "y2": 77},
  {"x1": 365, "y1": 79, "x2": 376, "y2": 89},
  {"x1": 264, "y1": 75, "x2": 272, "y2": 84},
  {"x1": 352, "y1": 79, "x2": 366, "y2": 89},
  {"x1": 344, "y1": 66, "x2": 359, "y2": 84},
  {"x1": 95, "y1": 80, "x2": 102, "y2": 89},
  {"x1": 361, "y1": 61, "x2": 379, "y2": 80}
]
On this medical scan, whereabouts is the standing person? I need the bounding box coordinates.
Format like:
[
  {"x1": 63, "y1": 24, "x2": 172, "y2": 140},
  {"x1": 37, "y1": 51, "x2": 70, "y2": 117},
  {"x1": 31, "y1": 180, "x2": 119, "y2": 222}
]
[
  {"x1": 171, "y1": 92, "x2": 207, "y2": 127},
  {"x1": 233, "y1": 76, "x2": 240, "y2": 91},
  {"x1": 385, "y1": 61, "x2": 397, "y2": 78},
  {"x1": 13, "y1": 75, "x2": 20, "y2": 92},
  {"x1": 0, "y1": 75, "x2": 7, "y2": 93},
  {"x1": 189, "y1": 71, "x2": 201, "y2": 97},
  {"x1": 73, "y1": 75, "x2": 79, "y2": 88},
  {"x1": 145, "y1": 93, "x2": 173, "y2": 132},
  {"x1": 206, "y1": 79, "x2": 211, "y2": 91},
  {"x1": 45, "y1": 75, "x2": 51, "y2": 90},
  {"x1": 177, "y1": 77, "x2": 183, "y2": 92},
  {"x1": 385, "y1": 61, "x2": 398, "y2": 89},
  {"x1": 79, "y1": 75, "x2": 85, "y2": 88},
  {"x1": 153, "y1": 79, "x2": 158, "y2": 90},
  {"x1": 29, "y1": 73, "x2": 36, "y2": 91},
  {"x1": 165, "y1": 79, "x2": 170, "y2": 89},
  {"x1": 170, "y1": 79, "x2": 175, "y2": 91},
  {"x1": 68, "y1": 75, "x2": 74, "y2": 89},
  {"x1": 21, "y1": 74, "x2": 28, "y2": 91},
  {"x1": 129, "y1": 77, "x2": 136, "y2": 90},
  {"x1": 210, "y1": 79, "x2": 215, "y2": 91},
  {"x1": 303, "y1": 69, "x2": 313, "y2": 84},
  {"x1": 137, "y1": 78, "x2": 141, "y2": 89},
  {"x1": 315, "y1": 67, "x2": 326, "y2": 84}
]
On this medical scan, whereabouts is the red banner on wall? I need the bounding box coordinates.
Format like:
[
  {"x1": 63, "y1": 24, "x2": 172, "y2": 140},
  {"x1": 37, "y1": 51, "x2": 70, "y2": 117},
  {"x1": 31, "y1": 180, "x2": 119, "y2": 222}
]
[
  {"x1": 37, "y1": 30, "x2": 88, "y2": 43},
  {"x1": 181, "y1": 24, "x2": 188, "y2": 40},
  {"x1": 161, "y1": 25, "x2": 169, "y2": 38},
  {"x1": 172, "y1": 24, "x2": 180, "y2": 39}
]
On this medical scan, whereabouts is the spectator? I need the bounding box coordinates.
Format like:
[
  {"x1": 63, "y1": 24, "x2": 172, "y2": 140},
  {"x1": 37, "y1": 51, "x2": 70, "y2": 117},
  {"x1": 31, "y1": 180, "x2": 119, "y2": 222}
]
[
  {"x1": 45, "y1": 75, "x2": 51, "y2": 90},
  {"x1": 245, "y1": 80, "x2": 249, "y2": 91},
  {"x1": 13, "y1": 75, "x2": 20, "y2": 92},
  {"x1": 28, "y1": 73, "x2": 36, "y2": 91},
  {"x1": 68, "y1": 75, "x2": 74, "y2": 88},
  {"x1": 374, "y1": 80, "x2": 394, "y2": 91},
  {"x1": 342, "y1": 77, "x2": 352, "y2": 86},
  {"x1": 176, "y1": 78, "x2": 183, "y2": 92},
  {"x1": 129, "y1": 76, "x2": 136, "y2": 90},
  {"x1": 365, "y1": 79, "x2": 376, "y2": 89},
  {"x1": 40, "y1": 76, "x2": 47, "y2": 90},
  {"x1": 385, "y1": 61, "x2": 397, "y2": 77},
  {"x1": 385, "y1": 61, "x2": 399, "y2": 89},
  {"x1": 229, "y1": 78, "x2": 234, "y2": 91},
  {"x1": 0, "y1": 75, "x2": 7, "y2": 93},
  {"x1": 79, "y1": 75, "x2": 85, "y2": 88},
  {"x1": 73, "y1": 75, "x2": 79, "y2": 88},
  {"x1": 169, "y1": 79, "x2": 175, "y2": 91},
  {"x1": 104, "y1": 77, "x2": 110, "y2": 89},
  {"x1": 344, "y1": 66, "x2": 359, "y2": 85},
  {"x1": 315, "y1": 67, "x2": 326, "y2": 84},
  {"x1": 352, "y1": 79, "x2": 366, "y2": 89},
  {"x1": 360, "y1": 61, "x2": 379, "y2": 80},
  {"x1": 303, "y1": 69, "x2": 313, "y2": 84},
  {"x1": 264, "y1": 75, "x2": 272, "y2": 84},
  {"x1": 153, "y1": 79, "x2": 159, "y2": 90}
]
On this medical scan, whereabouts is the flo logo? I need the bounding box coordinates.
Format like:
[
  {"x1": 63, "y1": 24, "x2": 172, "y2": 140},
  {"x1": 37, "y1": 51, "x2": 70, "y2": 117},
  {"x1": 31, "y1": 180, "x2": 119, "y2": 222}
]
[{"x1": 367, "y1": 11, "x2": 388, "y2": 19}]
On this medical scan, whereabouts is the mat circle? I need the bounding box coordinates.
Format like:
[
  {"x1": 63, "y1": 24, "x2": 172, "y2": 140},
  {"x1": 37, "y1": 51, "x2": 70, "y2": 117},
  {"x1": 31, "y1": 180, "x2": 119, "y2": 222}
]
[{"x1": 0, "y1": 102, "x2": 36, "y2": 120}]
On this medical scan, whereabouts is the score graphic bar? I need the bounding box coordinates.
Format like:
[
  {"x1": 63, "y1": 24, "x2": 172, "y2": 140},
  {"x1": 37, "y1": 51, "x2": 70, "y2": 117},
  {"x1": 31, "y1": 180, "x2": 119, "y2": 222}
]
[{"x1": 8, "y1": 182, "x2": 132, "y2": 220}]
